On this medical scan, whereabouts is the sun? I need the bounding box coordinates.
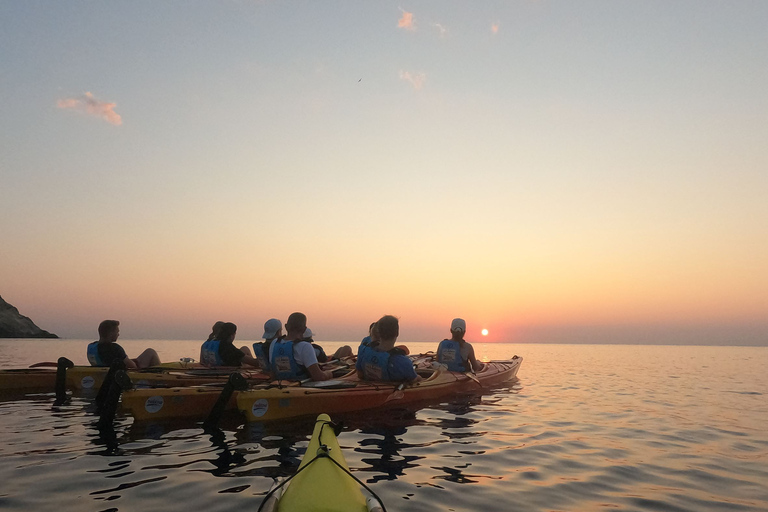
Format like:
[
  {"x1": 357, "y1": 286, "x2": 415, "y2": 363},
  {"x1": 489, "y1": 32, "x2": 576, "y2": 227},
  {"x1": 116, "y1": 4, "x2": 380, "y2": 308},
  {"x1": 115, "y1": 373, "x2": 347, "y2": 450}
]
[{"x1": 481, "y1": 329, "x2": 489, "y2": 336}]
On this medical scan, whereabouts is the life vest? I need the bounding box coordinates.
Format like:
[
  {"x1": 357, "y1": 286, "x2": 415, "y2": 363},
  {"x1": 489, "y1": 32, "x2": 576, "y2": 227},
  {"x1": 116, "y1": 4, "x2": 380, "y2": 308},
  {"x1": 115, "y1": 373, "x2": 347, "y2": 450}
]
[
  {"x1": 311, "y1": 343, "x2": 328, "y2": 363},
  {"x1": 252, "y1": 340, "x2": 272, "y2": 369},
  {"x1": 87, "y1": 341, "x2": 104, "y2": 367},
  {"x1": 437, "y1": 339, "x2": 466, "y2": 372},
  {"x1": 357, "y1": 344, "x2": 395, "y2": 381},
  {"x1": 270, "y1": 340, "x2": 308, "y2": 380},
  {"x1": 359, "y1": 336, "x2": 372, "y2": 348},
  {"x1": 200, "y1": 339, "x2": 225, "y2": 367}
]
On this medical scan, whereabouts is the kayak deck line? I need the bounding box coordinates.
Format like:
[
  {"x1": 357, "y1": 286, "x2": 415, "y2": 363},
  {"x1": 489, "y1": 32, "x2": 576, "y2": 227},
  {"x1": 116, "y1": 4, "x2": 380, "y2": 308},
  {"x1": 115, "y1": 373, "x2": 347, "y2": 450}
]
[{"x1": 259, "y1": 413, "x2": 385, "y2": 512}]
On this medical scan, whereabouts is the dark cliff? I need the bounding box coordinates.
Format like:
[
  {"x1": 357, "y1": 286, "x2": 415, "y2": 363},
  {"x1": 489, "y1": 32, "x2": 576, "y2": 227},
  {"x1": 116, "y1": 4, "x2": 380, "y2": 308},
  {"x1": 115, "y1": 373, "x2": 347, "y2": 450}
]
[{"x1": 0, "y1": 295, "x2": 59, "y2": 338}]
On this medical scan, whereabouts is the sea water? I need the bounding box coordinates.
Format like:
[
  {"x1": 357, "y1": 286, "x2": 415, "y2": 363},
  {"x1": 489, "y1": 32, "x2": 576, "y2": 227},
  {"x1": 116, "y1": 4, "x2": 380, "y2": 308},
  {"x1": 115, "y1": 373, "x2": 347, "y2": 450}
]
[{"x1": 1, "y1": 340, "x2": 766, "y2": 511}]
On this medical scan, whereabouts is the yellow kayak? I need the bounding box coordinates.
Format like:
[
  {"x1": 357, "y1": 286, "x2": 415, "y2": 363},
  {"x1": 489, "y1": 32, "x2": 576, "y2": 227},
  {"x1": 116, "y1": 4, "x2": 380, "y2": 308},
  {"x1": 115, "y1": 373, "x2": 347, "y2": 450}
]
[{"x1": 260, "y1": 413, "x2": 382, "y2": 512}]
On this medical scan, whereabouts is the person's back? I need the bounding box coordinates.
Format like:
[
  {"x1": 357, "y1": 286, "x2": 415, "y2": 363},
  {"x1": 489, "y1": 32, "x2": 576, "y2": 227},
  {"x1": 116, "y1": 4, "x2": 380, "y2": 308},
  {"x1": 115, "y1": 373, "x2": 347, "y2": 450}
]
[
  {"x1": 201, "y1": 322, "x2": 259, "y2": 367},
  {"x1": 88, "y1": 320, "x2": 160, "y2": 369},
  {"x1": 253, "y1": 318, "x2": 282, "y2": 369},
  {"x1": 268, "y1": 313, "x2": 331, "y2": 381},
  {"x1": 436, "y1": 318, "x2": 483, "y2": 373},
  {"x1": 356, "y1": 343, "x2": 414, "y2": 381},
  {"x1": 356, "y1": 315, "x2": 419, "y2": 382}
]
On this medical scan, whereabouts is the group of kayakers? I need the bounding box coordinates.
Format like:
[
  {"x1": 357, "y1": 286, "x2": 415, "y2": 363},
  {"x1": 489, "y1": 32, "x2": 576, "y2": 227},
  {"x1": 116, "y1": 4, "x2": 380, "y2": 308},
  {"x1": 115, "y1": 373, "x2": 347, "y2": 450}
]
[{"x1": 86, "y1": 313, "x2": 484, "y2": 382}]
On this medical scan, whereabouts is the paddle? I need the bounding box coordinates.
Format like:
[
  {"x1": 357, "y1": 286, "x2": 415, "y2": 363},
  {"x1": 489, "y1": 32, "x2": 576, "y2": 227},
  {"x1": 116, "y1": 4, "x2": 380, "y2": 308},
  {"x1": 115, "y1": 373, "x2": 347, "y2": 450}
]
[
  {"x1": 464, "y1": 371, "x2": 481, "y2": 386},
  {"x1": 96, "y1": 369, "x2": 133, "y2": 430},
  {"x1": 203, "y1": 372, "x2": 249, "y2": 432},
  {"x1": 54, "y1": 357, "x2": 74, "y2": 405},
  {"x1": 384, "y1": 382, "x2": 405, "y2": 403},
  {"x1": 29, "y1": 361, "x2": 59, "y2": 368}
]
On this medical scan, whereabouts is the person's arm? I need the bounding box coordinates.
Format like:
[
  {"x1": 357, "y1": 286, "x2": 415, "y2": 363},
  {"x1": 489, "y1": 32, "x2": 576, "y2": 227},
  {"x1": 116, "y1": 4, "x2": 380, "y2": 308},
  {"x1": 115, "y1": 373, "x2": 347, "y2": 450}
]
[
  {"x1": 467, "y1": 345, "x2": 484, "y2": 372},
  {"x1": 306, "y1": 363, "x2": 332, "y2": 381},
  {"x1": 241, "y1": 354, "x2": 261, "y2": 368},
  {"x1": 295, "y1": 342, "x2": 331, "y2": 381},
  {"x1": 391, "y1": 355, "x2": 421, "y2": 382},
  {"x1": 123, "y1": 356, "x2": 138, "y2": 369}
]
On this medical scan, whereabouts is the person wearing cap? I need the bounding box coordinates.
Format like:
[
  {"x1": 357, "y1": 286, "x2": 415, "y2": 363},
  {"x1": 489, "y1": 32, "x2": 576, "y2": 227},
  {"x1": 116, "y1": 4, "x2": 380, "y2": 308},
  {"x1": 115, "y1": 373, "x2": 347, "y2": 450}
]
[
  {"x1": 253, "y1": 318, "x2": 282, "y2": 369},
  {"x1": 268, "y1": 312, "x2": 332, "y2": 381},
  {"x1": 200, "y1": 322, "x2": 260, "y2": 368},
  {"x1": 356, "y1": 315, "x2": 420, "y2": 382},
  {"x1": 436, "y1": 318, "x2": 484, "y2": 373}
]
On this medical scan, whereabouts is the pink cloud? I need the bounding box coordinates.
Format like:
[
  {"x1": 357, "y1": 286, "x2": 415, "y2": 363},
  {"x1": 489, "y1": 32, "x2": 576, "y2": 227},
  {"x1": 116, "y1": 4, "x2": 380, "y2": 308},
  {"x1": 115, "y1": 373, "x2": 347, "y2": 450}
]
[
  {"x1": 399, "y1": 70, "x2": 426, "y2": 90},
  {"x1": 56, "y1": 92, "x2": 123, "y2": 126},
  {"x1": 491, "y1": 23, "x2": 500, "y2": 35},
  {"x1": 398, "y1": 9, "x2": 414, "y2": 30}
]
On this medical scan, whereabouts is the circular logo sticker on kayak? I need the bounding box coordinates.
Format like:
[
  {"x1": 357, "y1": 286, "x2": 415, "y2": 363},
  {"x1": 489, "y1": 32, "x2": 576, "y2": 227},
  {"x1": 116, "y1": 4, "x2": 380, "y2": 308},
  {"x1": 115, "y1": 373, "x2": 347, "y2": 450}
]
[
  {"x1": 251, "y1": 399, "x2": 268, "y2": 418},
  {"x1": 81, "y1": 376, "x2": 95, "y2": 389},
  {"x1": 145, "y1": 396, "x2": 164, "y2": 414}
]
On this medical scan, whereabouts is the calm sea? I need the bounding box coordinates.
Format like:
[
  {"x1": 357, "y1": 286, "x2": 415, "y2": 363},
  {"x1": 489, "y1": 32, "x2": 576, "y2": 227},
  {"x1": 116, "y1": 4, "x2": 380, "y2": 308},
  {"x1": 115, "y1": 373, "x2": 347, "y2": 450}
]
[{"x1": 1, "y1": 340, "x2": 767, "y2": 512}]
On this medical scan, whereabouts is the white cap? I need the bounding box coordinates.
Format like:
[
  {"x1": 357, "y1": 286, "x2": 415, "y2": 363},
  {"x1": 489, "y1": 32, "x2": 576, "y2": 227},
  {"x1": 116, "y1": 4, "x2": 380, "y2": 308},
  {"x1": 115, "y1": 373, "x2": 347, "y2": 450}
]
[
  {"x1": 262, "y1": 318, "x2": 282, "y2": 339},
  {"x1": 450, "y1": 318, "x2": 466, "y2": 333},
  {"x1": 303, "y1": 328, "x2": 313, "y2": 339}
]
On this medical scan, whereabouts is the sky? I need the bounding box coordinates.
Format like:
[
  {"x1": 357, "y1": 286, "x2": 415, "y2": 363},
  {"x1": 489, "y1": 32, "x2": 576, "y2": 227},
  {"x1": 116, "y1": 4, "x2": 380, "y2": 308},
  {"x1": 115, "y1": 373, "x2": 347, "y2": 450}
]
[{"x1": 1, "y1": 1, "x2": 767, "y2": 345}]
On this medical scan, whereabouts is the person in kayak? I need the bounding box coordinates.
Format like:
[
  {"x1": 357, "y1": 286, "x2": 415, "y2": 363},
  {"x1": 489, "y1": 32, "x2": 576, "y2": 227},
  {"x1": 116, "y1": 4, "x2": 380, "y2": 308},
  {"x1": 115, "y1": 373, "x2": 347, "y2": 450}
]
[
  {"x1": 87, "y1": 320, "x2": 161, "y2": 369},
  {"x1": 302, "y1": 328, "x2": 354, "y2": 362},
  {"x1": 200, "y1": 322, "x2": 260, "y2": 367},
  {"x1": 356, "y1": 315, "x2": 420, "y2": 382},
  {"x1": 252, "y1": 318, "x2": 282, "y2": 369},
  {"x1": 436, "y1": 318, "x2": 484, "y2": 372},
  {"x1": 269, "y1": 312, "x2": 332, "y2": 381},
  {"x1": 359, "y1": 321, "x2": 379, "y2": 348}
]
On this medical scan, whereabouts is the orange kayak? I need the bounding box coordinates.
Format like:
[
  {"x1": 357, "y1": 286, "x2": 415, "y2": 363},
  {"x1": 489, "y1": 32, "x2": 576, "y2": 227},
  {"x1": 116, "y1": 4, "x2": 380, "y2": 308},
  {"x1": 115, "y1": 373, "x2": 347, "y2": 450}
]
[{"x1": 236, "y1": 357, "x2": 522, "y2": 422}]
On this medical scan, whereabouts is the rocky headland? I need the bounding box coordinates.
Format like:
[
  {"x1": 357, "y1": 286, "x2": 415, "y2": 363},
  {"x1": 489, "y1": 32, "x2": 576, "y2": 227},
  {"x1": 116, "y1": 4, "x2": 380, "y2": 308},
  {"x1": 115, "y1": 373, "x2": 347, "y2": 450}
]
[{"x1": 0, "y1": 295, "x2": 58, "y2": 338}]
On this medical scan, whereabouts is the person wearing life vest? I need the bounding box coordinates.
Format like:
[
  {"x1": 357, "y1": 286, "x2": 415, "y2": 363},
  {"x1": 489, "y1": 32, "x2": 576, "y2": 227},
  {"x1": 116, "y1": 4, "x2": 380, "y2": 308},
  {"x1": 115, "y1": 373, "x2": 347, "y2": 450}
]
[
  {"x1": 268, "y1": 312, "x2": 332, "y2": 381},
  {"x1": 87, "y1": 319, "x2": 161, "y2": 369},
  {"x1": 252, "y1": 318, "x2": 282, "y2": 370},
  {"x1": 301, "y1": 327, "x2": 354, "y2": 362},
  {"x1": 436, "y1": 318, "x2": 484, "y2": 373},
  {"x1": 356, "y1": 315, "x2": 420, "y2": 382},
  {"x1": 200, "y1": 322, "x2": 260, "y2": 367},
  {"x1": 359, "y1": 322, "x2": 379, "y2": 349}
]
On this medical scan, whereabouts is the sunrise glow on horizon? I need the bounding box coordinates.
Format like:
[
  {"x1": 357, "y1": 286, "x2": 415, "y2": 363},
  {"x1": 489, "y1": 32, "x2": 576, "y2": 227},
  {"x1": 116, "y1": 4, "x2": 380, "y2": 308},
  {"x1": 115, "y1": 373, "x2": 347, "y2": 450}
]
[{"x1": 1, "y1": 3, "x2": 767, "y2": 345}]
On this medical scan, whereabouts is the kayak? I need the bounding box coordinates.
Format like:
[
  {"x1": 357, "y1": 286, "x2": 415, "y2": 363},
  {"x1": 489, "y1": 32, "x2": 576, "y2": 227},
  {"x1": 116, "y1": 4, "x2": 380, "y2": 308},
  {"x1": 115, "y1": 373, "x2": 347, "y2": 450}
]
[
  {"x1": 259, "y1": 358, "x2": 520, "y2": 422},
  {"x1": 0, "y1": 368, "x2": 57, "y2": 393},
  {"x1": 66, "y1": 364, "x2": 269, "y2": 392},
  {"x1": 237, "y1": 357, "x2": 522, "y2": 422},
  {"x1": 260, "y1": 413, "x2": 380, "y2": 512},
  {"x1": 119, "y1": 356, "x2": 521, "y2": 423},
  {"x1": 0, "y1": 362, "x2": 272, "y2": 396},
  {"x1": 120, "y1": 382, "x2": 254, "y2": 421}
]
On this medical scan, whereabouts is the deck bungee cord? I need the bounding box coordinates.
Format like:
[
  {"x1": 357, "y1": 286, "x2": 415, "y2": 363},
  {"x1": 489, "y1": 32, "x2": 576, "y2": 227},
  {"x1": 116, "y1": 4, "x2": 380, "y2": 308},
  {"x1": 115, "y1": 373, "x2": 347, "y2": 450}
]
[{"x1": 257, "y1": 417, "x2": 386, "y2": 512}]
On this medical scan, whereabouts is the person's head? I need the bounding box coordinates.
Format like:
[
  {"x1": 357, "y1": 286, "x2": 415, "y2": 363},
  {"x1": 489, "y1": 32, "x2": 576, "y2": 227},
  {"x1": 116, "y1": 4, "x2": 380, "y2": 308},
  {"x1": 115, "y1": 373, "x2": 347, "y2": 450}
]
[
  {"x1": 376, "y1": 315, "x2": 399, "y2": 341},
  {"x1": 262, "y1": 318, "x2": 283, "y2": 340},
  {"x1": 98, "y1": 320, "x2": 120, "y2": 342},
  {"x1": 285, "y1": 312, "x2": 307, "y2": 339},
  {"x1": 369, "y1": 322, "x2": 380, "y2": 342},
  {"x1": 302, "y1": 328, "x2": 314, "y2": 341},
  {"x1": 218, "y1": 322, "x2": 237, "y2": 343},
  {"x1": 208, "y1": 321, "x2": 225, "y2": 341},
  {"x1": 450, "y1": 318, "x2": 466, "y2": 341}
]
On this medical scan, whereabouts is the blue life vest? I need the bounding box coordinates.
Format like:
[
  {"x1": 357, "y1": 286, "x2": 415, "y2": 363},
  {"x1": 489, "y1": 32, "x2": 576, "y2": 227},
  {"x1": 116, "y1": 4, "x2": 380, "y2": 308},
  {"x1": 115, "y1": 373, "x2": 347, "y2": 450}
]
[
  {"x1": 270, "y1": 340, "x2": 308, "y2": 380},
  {"x1": 357, "y1": 344, "x2": 393, "y2": 381},
  {"x1": 252, "y1": 341, "x2": 271, "y2": 369},
  {"x1": 87, "y1": 341, "x2": 104, "y2": 367},
  {"x1": 437, "y1": 339, "x2": 466, "y2": 372},
  {"x1": 359, "y1": 336, "x2": 372, "y2": 348},
  {"x1": 200, "y1": 339, "x2": 224, "y2": 366}
]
